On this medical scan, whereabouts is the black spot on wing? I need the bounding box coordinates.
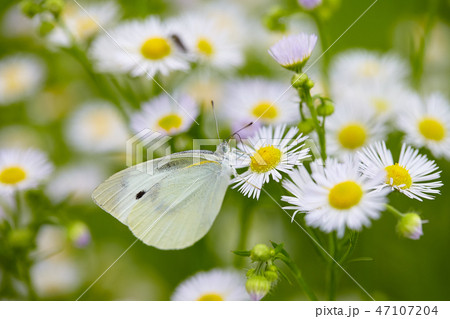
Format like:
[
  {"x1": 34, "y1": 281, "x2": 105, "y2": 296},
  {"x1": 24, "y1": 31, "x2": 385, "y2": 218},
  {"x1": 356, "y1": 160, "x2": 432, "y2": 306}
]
[{"x1": 136, "y1": 190, "x2": 146, "y2": 200}]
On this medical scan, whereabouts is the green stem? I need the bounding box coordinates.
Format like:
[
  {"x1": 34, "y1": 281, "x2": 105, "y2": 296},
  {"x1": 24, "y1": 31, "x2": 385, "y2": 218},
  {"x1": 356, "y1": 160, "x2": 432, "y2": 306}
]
[
  {"x1": 302, "y1": 89, "x2": 327, "y2": 160},
  {"x1": 234, "y1": 199, "x2": 254, "y2": 267},
  {"x1": 385, "y1": 204, "x2": 404, "y2": 218},
  {"x1": 412, "y1": 0, "x2": 439, "y2": 89},
  {"x1": 312, "y1": 12, "x2": 330, "y2": 94},
  {"x1": 278, "y1": 255, "x2": 318, "y2": 301},
  {"x1": 327, "y1": 233, "x2": 337, "y2": 301}
]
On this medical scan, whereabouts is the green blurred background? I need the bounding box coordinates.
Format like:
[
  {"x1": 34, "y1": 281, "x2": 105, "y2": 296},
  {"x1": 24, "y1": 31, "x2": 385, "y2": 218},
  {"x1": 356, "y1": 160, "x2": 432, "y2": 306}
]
[{"x1": 0, "y1": 0, "x2": 449, "y2": 301}]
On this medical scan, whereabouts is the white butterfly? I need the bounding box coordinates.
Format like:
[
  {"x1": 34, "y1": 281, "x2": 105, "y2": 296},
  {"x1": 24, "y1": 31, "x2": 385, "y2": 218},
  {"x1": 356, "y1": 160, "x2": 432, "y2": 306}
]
[{"x1": 92, "y1": 142, "x2": 240, "y2": 250}]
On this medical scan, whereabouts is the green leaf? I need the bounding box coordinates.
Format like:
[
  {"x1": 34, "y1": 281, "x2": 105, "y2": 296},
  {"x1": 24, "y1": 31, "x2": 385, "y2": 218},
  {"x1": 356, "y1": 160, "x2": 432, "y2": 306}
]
[{"x1": 232, "y1": 250, "x2": 251, "y2": 257}]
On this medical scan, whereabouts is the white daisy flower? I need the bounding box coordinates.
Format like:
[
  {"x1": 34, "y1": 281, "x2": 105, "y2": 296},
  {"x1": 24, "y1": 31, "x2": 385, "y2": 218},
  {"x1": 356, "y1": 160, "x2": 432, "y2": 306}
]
[
  {"x1": 298, "y1": 0, "x2": 322, "y2": 10},
  {"x1": 326, "y1": 99, "x2": 387, "y2": 157},
  {"x1": 222, "y1": 78, "x2": 300, "y2": 132},
  {"x1": 46, "y1": 163, "x2": 106, "y2": 203},
  {"x1": 268, "y1": 33, "x2": 317, "y2": 72},
  {"x1": 171, "y1": 269, "x2": 249, "y2": 301},
  {"x1": 65, "y1": 101, "x2": 128, "y2": 153},
  {"x1": 176, "y1": 13, "x2": 244, "y2": 70},
  {"x1": 282, "y1": 158, "x2": 389, "y2": 237},
  {"x1": 130, "y1": 93, "x2": 198, "y2": 136},
  {"x1": 335, "y1": 83, "x2": 417, "y2": 122},
  {"x1": 233, "y1": 125, "x2": 309, "y2": 199},
  {"x1": 47, "y1": 1, "x2": 119, "y2": 47},
  {"x1": 0, "y1": 54, "x2": 45, "y2": 106},
  {"x1": 358, "y1": 141, "x2": 442, "y2": 201},
  {"x1": 330, "y1": 50, "x2": 409, "y2": 95},
  {"x1": 90, "y1": 16, "x2": 190, "y2": 77},
  {"x1": 0, "y1": 148, "x2": 53, "y2": 196},
  {"x1": 397, "y1": 93, "x2": 450, "y2": 160}
]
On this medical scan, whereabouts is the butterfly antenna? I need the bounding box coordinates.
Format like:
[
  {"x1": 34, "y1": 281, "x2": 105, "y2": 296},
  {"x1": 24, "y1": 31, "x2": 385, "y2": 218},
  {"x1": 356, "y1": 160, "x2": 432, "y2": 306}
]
[
  {"x1": 211, "y1": 100, "x2": 220, "y2": 140},
  {"x1": 227, "y1": 122, "x2": 253, "y2": 141}
]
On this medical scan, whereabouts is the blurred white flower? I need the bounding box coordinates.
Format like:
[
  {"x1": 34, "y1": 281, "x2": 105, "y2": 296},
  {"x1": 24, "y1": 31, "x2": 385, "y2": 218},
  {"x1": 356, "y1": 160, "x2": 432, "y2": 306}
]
[
  {"x1": 47, "y1": 1, "x2": 119, "y2": 47},
  {"x1": 233, "y1": 125, "x2": 309, "y2": 199},
  {"x1": 1, "y1": 5, "x2": 35, "y2": 38},
  {"x1": 31, "y1": 255, "x2": 80, "y2": 298},
  {"x1": 222, "y1": 78, "x2": 300, "y2": 133},
  {"x1": 282, "y1": 158, "x2": 389, "y2": 237},
  {"x1": 326, "y1": 99, "x2": 387, "y2": 157},
  {"x1": 330, "y1": 50, "x2": 409, "y2": 95},
  {"x1": 171, "y1": 269, "x2": 249, "y2": 301},
  {"x1": 90, "y1": 16, "x2": 190, "y2": 77},
  {"x1": 0, "y1": 126, "x2": 45, "y2": 149},
  {"x1": 46, "y1": 163, "x2": 106, "y2": 203},
  {"x1": 65, "y1": 101, "x2": 128, "y2": 153},
  {"x1": 335, "y1": 83, "x2": 417, "y2": 123},
  {"x1": 0, "y1": 54, "x2": 45, "y2": 106},
  {"x1": 130, "y1": 93, "x2": 198, "y2": 136},
  {"x1": 359, "y1": 141, "x2": 442, "y2": 201},
  {"x1": 175, "y1": 13, "x2": 244, "y2": 70},
  {"x1": 298, "y1": 0, "x2": 322, "y2": 10},
  {"x1": 397, "y1": 93, "x2": 450, "y2": 160},
  {"x1": 0, "y1": 148, "x2": 53, "y2": 196},
  {"x1": 35, "y1": 225, "x2": 67, "y2": 257},
  {"x1": 268, "y1": 33, "x2": 317, "y2": 72}
]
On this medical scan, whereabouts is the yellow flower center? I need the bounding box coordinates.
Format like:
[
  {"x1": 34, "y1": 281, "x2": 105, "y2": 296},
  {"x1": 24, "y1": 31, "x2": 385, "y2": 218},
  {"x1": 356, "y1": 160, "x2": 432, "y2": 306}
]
[
  {"x1": 250, "y1": 146, "x2": 282, "y2": 173},
  {"x1": 372, "y1": 98, "x2": 389, "y2": 113},
  {"x1": 338, "y1": 123, "x2": 367, "y2": 150},
  {"x1": 197, "y1": 293, "x2": 224, "y2": 301},
  {"x1": 251, "y1": 102, "x2": 278, "y2": 120},
  {"x1": 0, "y1": 166, "x2": 27, "y2": 185},
  {"x1": 88, "y1": 111, "x2": 112, "y2": 139},
  {"x1": 141, "y1": 37, "x2": 171, "y2": 60},
  {"x1": 76, "y1": 17, "x2": 98, "y2": 39},
  {"x1": 359, "y1": 61, "x2": 380, "y2": 77},
  {"x1": 418, "y1": 117, "x2": 446, "y2": 141},
  {"x1": 385, "y1": 163, "x2": 412, "y2": 189},
  {"x1": 4, "y1": 65, "x2": 25, "y2": 93},
  {"x1": 197, "y1": 38, "x2": 214, "y2": 56},
  {"x1": 328, "y1": 181, "x2": 363, "y2": 210},
  {"x1": 157, "y1": 113, "x2": 183, "y2": 132}
]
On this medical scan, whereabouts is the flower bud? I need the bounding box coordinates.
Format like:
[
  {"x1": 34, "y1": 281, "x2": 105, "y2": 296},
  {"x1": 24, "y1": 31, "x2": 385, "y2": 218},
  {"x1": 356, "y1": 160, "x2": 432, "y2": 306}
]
[
  {"x1": 246, "y1": 268, "x2": 255, "y2": 278},
  {"x1": 246, "y1": 275, "x2": 271, "y2": 301},
  {"x1": 21, "y1": 1, "x2": 42, "y2": 18},
  {"x1": 305, "y1": 79, "x2": 315, "y2": 89},
  {"x1": 264, "y1": 7, "x2": 287, "y2": 32},
  {"x1": 43, "y1": 0, "x2": 64, "y2": 17},
  {"x1": 298, "y1": 119, "x2": 315, "y2": 134},
  {"x1": 396, "y1": 213, "x2": 424, "y2": 240},
  {"x1": 68, "y1": 221, "x2": 91, "y2": 248},
  {"x1": 264, "y1": 270, "x2": 278, "y2": 282},
  {"x1": 250, "y1": 244, "x2": 271, "y2": 261},
  {"x1": 291, "y1": 73, "x2": 309, "y2": 89},
  {"x1": 317, "y1": 101, "x2": 334, "y2": 116}
]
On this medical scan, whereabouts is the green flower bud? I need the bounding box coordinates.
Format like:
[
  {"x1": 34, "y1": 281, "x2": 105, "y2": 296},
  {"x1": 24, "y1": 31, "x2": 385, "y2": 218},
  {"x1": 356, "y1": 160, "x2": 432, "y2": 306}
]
[
  {"x1": 264, "y1": 7, "x2": 287, "y2": 32},
  {"x1": 43, "y1": 0, "x2": 64, "y2": 17},
  {"x1": 317, "y1": 101, "x2": 334, "y2": 116},
  {"x1": 8, "y1": 229, "x2": 34, "y2": 249},
  {"x1": 291, "y1": 73, "x2": 308, "y2": 89},
  {"x1": 21, "y1": 1, "x2": 42, "y2": 18},
  {"x1": 305, "y1": 79, "x2": 315, "y2": 89},
  {"x1": 246, "y1": 268, "x2": 255, "y2": 278},
  {"x1": 250, "y1": 244, "x2": 272, "y2": 262},
  {"x1": 396, "y1": 213, "x2": 424, "y2": 240},
  {"x1": 298, "y1": 119, "x2": 315, "y2": 134},
  {"x1": 267, "y1": 264, "x2": 278, "y2": 272},
  {"x1": 39, "y1": 21, "x2": 55, "y2": 36},
  {"x1": 246, "y1": 275, "x2": 271, "y2": 301},
  {"x1": 264, "y1": 270, "x2": 278, "y2": 282}
]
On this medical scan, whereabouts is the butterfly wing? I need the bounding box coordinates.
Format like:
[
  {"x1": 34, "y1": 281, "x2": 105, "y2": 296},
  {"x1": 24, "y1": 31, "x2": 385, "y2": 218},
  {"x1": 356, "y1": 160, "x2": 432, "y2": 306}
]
[
  {"x1": 92, "y1": 151, "x2": 231, "y2": 249},
  {"x1": 127, "y1": 160, "x2": 231, "y2": 250}
]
